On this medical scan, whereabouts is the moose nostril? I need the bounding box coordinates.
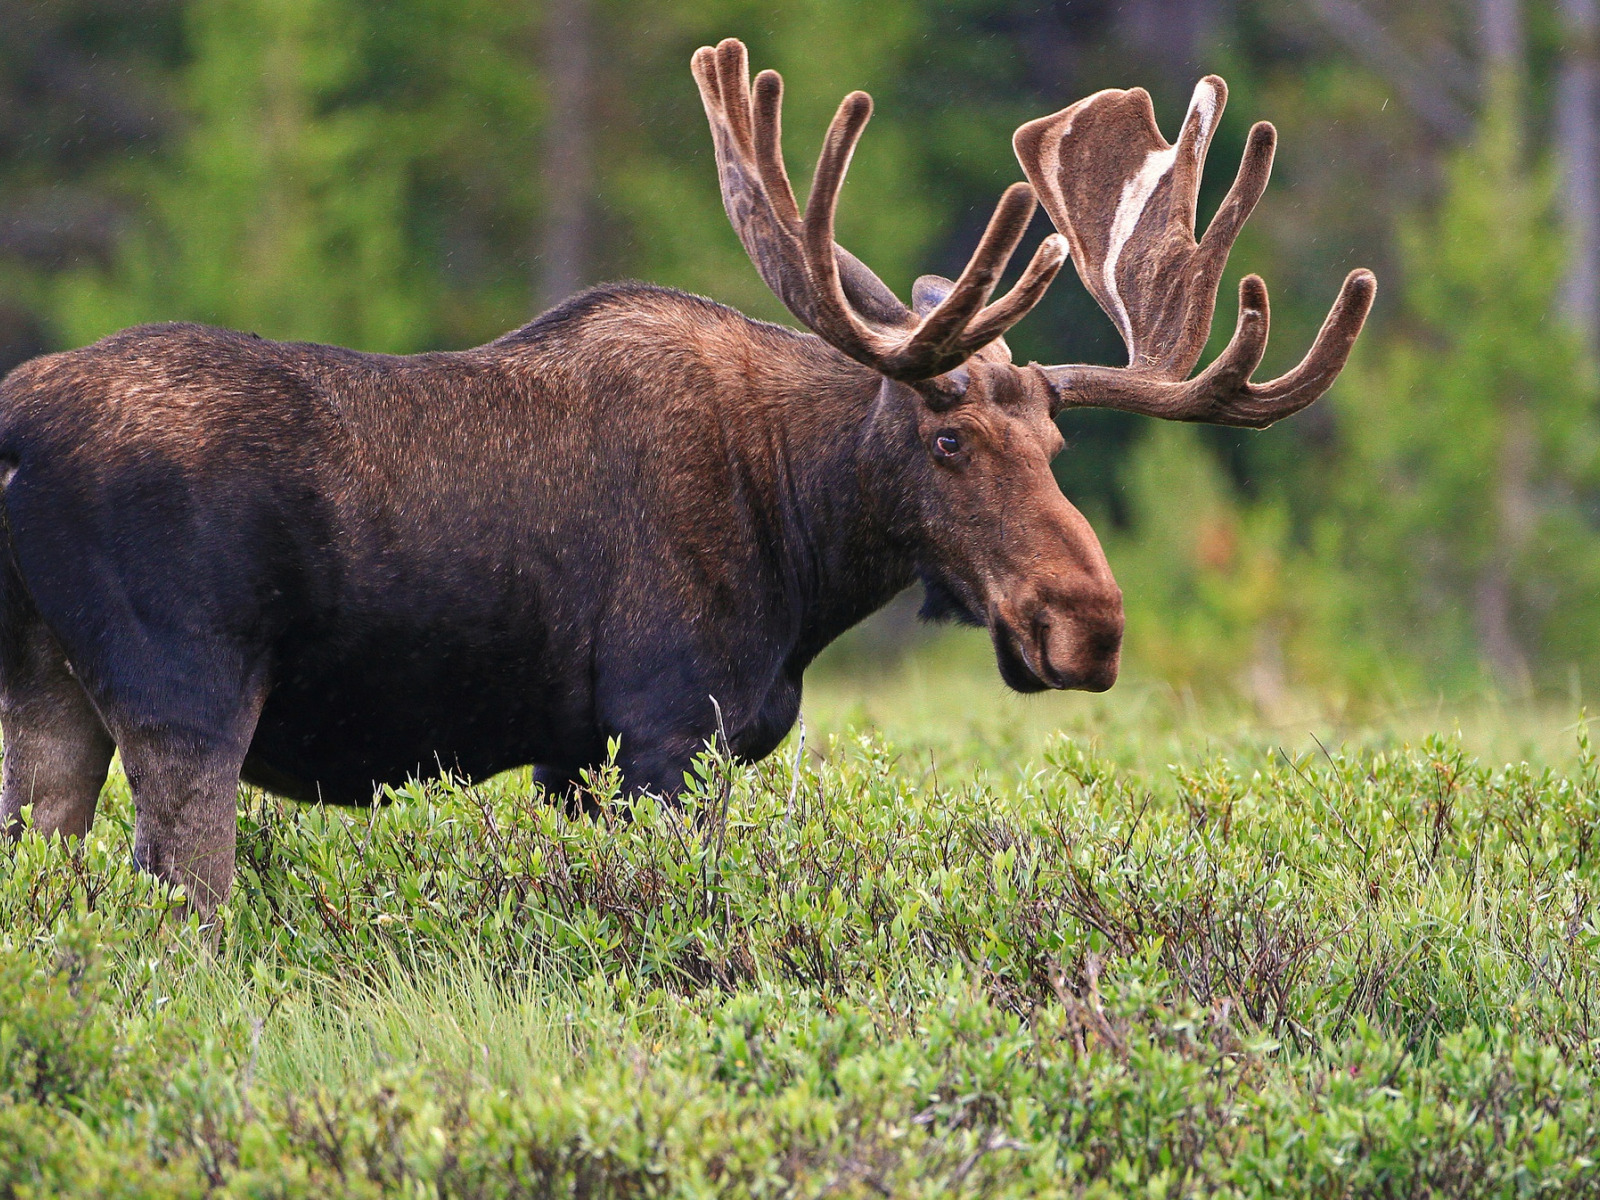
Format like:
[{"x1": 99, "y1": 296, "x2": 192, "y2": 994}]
[
  {"x1": 1031, "y1": 615, "x2": 1059, "y2": 674},
  {"x1": 1031, "y1": 603, "x2": 1122, "y2": 691}
]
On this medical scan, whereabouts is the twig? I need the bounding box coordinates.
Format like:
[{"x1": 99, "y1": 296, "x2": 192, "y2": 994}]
[
  {"x1": 949, "y1": 1132, "x2": 1027, "y2": 1188},
  {"x1": 709, "y1": 694, "x2": 732, "y2": 863},
  {"x1": 1279, "y1": 746, "x2": 1370, "y2": 861},
  {"x1": 787, "y1": 715, "x2": 805, "y2": 826},
  {"x1": 705, "y1": 695, "x2": 734, "y2": 927}
]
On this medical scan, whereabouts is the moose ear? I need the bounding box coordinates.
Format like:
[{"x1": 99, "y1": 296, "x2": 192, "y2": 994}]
[
  {"x1": 916, "y1": 273, "x2": 1016, "y2": 367},
  {"x1": 912, "y1": 275, "x2": 956, "y2": 317},
  {"x1": 916, "y1": 364, "x2": 970, "y2": 411}
]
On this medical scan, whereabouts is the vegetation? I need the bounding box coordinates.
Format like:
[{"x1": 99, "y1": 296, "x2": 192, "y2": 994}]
[
  {"x1": 1, "y1": 649, "x2": 1598, "y2": 1196},
  {"x1": 5, "y1": 3, "x2": 1600, "y2": 1190}
]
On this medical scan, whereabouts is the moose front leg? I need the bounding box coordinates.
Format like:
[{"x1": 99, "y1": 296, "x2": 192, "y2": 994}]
[
  {"x1": 533, "y1": 763, "x2": 607, "y2": 818},
  {"x1": 603, "y1": 675, "x2": 802, "y2": 802}
]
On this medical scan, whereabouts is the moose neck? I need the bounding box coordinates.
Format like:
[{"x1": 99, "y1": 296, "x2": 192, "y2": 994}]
[{"x1": 726, "y1": 348, "x2": 921, "y2": 671}]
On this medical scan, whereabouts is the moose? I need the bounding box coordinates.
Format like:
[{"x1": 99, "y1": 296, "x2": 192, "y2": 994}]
[{"x1": 0, "y1": 39, "x2": 1373, "y2": 915}]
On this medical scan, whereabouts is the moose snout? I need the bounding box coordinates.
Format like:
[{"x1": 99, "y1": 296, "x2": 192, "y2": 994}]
[
  {"x1": 991, "y1": 579, "x2": 1124, "y2": 693},
  {"x1": 1035, "y1": 601, "x2": 1123, "y2": 692}
]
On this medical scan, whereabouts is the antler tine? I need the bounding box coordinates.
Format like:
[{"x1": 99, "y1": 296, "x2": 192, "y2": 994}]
[
  {"x1": 696, "y1": 37, "x2": 1065, "y2": 381},
  {"x1": 1018, "y1": 74, "x2": 1375, "y2": 426},
  {"x1": 953, "y1": 226, "x2": 1070, "y2": 358},
  {"x1": 1045, "y1": 270, "x2": 1376, "y2": 427},
  {"x1": 1193, "y1": 274, "x2": 1271, "y2": 394},
  {"x1": 751, "y1": 69, "x2": 801, "y2": 229},
  {"x1": 713, "y1": 39, "x2": 756, "y2": 159},
  {"x1": 797, "y1": 123, "x2": 1066, "y2": 377},
  {"x1": 1244, "y1": 268, "x2": 1375, "y2": 405},
  {"x1": 1154, "y1": 120, "x2": 1276, "y2": 377},
  {"x1": 1200, "y1": 122, "x2": 1276, "y2": 259},
  {"x1": 799, "y1": 90, "x2": 896, "y2": 362},
  {"x1": 695, "y1": 39, "x2": 860, "y2": 342},
  {"x1": 884, "y1": 184, "x2": 1061, "y2": 376},
  {"x1": 792, "y1": 78, "x2": 1061, "y2": 376}
]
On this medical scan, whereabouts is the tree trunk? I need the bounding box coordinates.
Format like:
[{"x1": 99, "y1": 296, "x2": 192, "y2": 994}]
[
  {"x1": 1480, "y1": 0, "x2": 1524, "y2": 68},
  {"x1": 1558, "y1": 0, "x2": 1600, "y2": 349},
  {"x1": 1474, "y1": 413, "x2": 1534, "y2": 684},
  {"x1": 1115, "y1": 0, "x2": 1226, "y2": 78},
  {"x1": 537, "y1": 0, "x2": 594, "y2": 310},
  {"x1": 1474, "y1": 0, "x2": 1532, "y2": 684}
]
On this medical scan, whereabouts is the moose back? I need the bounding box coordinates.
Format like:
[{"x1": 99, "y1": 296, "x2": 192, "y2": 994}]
[{"x1": 0, "y1": 40, "x2": 1373, "y2": 913}]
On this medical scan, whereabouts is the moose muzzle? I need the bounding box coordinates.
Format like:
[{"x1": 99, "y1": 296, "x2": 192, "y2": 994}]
[{"x1": 989, "y1": 579, "x2": 1124, "y2": 694}]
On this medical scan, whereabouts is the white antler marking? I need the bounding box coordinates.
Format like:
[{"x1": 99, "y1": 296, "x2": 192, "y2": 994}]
[{"x1": 1100, "y1": 78, "x2": 1219, "y2": 364}]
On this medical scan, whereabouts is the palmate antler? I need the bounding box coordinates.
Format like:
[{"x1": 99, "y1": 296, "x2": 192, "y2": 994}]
[
  {"x1": 1016, "y1": 77, "x2": 1376, "y2": 427},
  {"x1": 691, "y1": 39, "x2": 1068, "y2": 382}
]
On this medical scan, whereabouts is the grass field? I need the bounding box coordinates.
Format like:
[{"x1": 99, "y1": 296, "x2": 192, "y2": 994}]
[{"x1": 5, "y1": 627, "x2": 1600, "y2": 1196}]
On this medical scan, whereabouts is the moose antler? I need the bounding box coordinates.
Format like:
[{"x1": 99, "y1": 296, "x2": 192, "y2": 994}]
[
  {"x1": 1014, "y1": 77, "x2": 1376, "y2": 427},
  {"x1": 692, "y1": 38, "x2": 1069, "y2": 382}
]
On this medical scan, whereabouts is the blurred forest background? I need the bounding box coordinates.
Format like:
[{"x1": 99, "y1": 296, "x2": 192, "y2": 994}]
[{"x1": 4, "y1": 0, "x2": 1600, "y2": 711}]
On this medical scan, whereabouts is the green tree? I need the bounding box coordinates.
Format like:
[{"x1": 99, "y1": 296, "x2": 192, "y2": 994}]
[
  {"x1": 1107, "y1": 423, "x2": 1382, "y2": 712},
  {"x1": 53, "y1": 0, "x2": 538, "y2": 353},
  {"x1": 1333, "y1": 84, "x2": 1600, "y2": 689}
]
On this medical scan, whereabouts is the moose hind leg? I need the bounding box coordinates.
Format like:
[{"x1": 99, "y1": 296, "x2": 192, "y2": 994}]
[
  {"x1": 0, "y1": 625, "x2": 114, "y2": 839},
  {"x1": 119, "y1": 695, "x2": 265, "y2": 919}
]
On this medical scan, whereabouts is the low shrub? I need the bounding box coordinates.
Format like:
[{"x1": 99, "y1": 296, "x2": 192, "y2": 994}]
[{"x1": 2, "y1": 720, "x2": 1599, "y2": 1194}]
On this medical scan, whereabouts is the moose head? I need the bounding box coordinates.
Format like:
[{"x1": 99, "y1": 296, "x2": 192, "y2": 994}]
[{"x1": 693, "y1": 39, "x2": 1375, "y2": 694}]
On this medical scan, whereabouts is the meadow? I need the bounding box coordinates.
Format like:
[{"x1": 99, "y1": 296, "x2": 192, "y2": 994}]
[{"x1": 4, "y1": 628, "x2": 1600, "y2": 1197}]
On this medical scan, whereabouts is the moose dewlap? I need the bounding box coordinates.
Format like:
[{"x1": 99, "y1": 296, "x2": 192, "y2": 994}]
[{"x1": 0, "y1": 39, "x2": 1373, "y2": 915}]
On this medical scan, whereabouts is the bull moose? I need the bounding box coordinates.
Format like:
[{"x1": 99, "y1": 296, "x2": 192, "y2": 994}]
[{"x1": 0, "y1": 39, "x2": 1373, "y2": 914}]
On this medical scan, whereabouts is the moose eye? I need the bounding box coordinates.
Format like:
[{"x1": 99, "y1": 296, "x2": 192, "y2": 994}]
[{"x1": 933, "y1": 432, "x2": 961, "y2": 459}]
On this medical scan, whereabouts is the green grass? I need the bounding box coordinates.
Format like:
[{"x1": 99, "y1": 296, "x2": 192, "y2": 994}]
[{"x1": 5, "y1": 633, "x2": 1600, "y2": 1196}]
